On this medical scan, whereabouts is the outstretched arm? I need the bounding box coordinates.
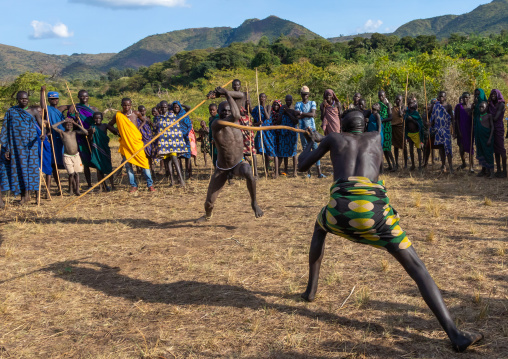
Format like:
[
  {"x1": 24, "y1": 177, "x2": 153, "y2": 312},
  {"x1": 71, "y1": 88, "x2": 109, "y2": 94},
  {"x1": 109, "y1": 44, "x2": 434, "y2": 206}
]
[
  {"x1": 298, "y1": 131, "x2": 329, "y2": 172},
  {"x1": 51, "y1": 120, "x2": 66, "y2": 137},
  {"x1": 105, "y1": 124, "x2": 119, "y2": 136}
]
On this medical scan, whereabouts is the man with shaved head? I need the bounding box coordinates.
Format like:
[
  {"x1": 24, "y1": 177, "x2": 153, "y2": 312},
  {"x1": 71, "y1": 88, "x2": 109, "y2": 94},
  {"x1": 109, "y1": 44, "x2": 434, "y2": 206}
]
[{"x1": 297, "y1": 108, "x2": 482, "y2": 352}]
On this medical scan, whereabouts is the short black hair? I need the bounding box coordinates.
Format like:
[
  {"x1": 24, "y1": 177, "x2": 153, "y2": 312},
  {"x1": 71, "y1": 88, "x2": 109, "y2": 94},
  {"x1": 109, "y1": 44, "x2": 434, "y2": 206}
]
[
  {"x1": 121, "y1": 97, "x2": 131, "y2": 104},
  {"x1": 138, "y1": 105, "x2": 146, "y2": 111},
  {"x1": 93, "y1": 112, "x2": 103, "y2": 119},
  {"x1": 341, "y1": 109, "x2": 365, "y2": 133},
  {"x1": 78, "y1": 89, "x2": 88, "y2": 97},
  {"x1": 209, "y1": 103, "x2": 217, "y2": 109}
]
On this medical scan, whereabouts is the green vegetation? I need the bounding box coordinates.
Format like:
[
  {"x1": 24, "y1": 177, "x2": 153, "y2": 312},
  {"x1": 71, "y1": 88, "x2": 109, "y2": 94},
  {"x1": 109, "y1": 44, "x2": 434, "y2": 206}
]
[{"x1": 393, "y1": 0, "x2": 508, "y2": 38}]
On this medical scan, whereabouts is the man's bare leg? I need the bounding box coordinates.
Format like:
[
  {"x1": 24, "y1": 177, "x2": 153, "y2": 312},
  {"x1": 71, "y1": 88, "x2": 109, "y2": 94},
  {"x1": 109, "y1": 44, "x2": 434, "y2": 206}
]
[
  {"x1": 198, "y1": 169, "x2": 229, "y2": 221},
  {"x1": 292, "y1": 156, "x2": 297, "y2": 177},
  {"x1": 74, "y1": 173, "x2": 81, "y2": 196},
  {"x1": 19, "y1": 190, "x2": 30, "y2": 205},
  {"x1": 171, "y1": 156, "x2": 185, "y2": 187},
  {"x1": 234, "y1": 162, "x2": 263, "y2": 218},
  {"x1": 83, "y1": 166, "x2": 92, "y2": 188},
  {"x1": 391, "y1": 246, "x2": 482, "y2": 352},
  {"x1": 302, "y1": 223, "x2": 327, "y2": 302}
]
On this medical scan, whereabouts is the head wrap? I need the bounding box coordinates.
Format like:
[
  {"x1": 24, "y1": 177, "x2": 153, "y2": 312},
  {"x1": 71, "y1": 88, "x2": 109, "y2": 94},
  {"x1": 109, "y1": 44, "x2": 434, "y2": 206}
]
[
  {"x1": 323, "y1": 89, "x2": 339, "y2": 107},
  {"x1": 271, "y1": 100, "x2": 282, "y2": 123},
  {"x1": 488, "y1": 89, "x2": 505, "y2": 115},
  {"x1": 474, "y1": 89, "x2": 488, "y2": 117},
  {"x1": 301, "y1": 85, "x2": 310, "y2": 94},
  {"x1": 48, "y1": 91, "x2": 59, "y2": 99}
]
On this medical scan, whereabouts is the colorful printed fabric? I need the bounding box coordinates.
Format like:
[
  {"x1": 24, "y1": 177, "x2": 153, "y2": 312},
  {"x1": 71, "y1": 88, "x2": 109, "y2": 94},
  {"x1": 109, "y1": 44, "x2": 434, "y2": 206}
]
[
  {"x1": 47, "y1": 106, "x2": 65, "y2": 167},
  {"x1": 251, "y1": 105, "x2": 267, "y2": 124},
  {"x1": 277, "y1": 107, "x2": 298, "y2": 157},
  {"x1": 254, "y1": 108, "x2": 277, "y2": 157},
  {"x1": 156, "y1": 112, "x2": 188, "y2": 156},
  {"x1": 475, "y1": 114, "x2": 494, "y2": 169},
  {"x1": 488, "y1": 89, "x2": 506, "y2": 156},
  {"x1": 189, "y1": 128, "x2": 197, "y2": 157},
  {"x1": 137, "y1": 118, "x2": 157, "y2": 159},
  {"x1": 238, "y1": 109, "x2": 255, "y2": 155},
  {"x1": 91, "y1": 125, "x2": 113, "y2": 175},
  {"x1": 115, "y1": 112, "x2": 149, "y2": 169},
  {"x1": 173, "y1": 102, "x2": 192, "y2": 159},
  {"x1": 35, "y1": 123, "x2": 53, "y2": 175},
  {"x1": 317, "y1": 176, "x2": 412, "y2": 253},
  {"x1": 295, "y1": 101, "x2": 317, "y2": 131},
  {"x1": 70, "y1": 104, "x2": 95, "y2": 168},
  {"x1": 455, "y1": 103, "x2": 474, "y2": 154},
  {"x1": 0, "y1": 106, "x2": 40, "y2": 194},
  {"x1": 367, "y1": 114, "x2": 383, "y2": 147},
  {"x1": 431, "y1": 101, "x2": 452, "y2": 156},
  {"x1": 378, "y1": 102, "x2": 392, "y2": 151}
]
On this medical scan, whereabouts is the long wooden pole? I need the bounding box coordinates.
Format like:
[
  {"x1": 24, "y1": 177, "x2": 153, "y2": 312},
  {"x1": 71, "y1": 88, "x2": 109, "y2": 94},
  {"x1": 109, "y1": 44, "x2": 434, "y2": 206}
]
[
  {"x1": 246, "y1": 83, "x2": 254, "y2": 176},
  {"x1": 216, "y1": 120, "x2": 306, "y2": 133},
  {"x1": 402, "y1": 72, "x2": 409, "y2": 151},
  {"x1": 470, "y1": 79, "x2": 477, "y2": 172},
  {"x1": 65, "y1": 82, "x2": 92, "y2": 153},
  {"x1": 424, "y1": 74, "x2": 432, "y2": 168},
  {"x1": 42, "y1": 90, "x2": 63, "y2": 197},
  {"x1": 255, "y1": 68, "x2": 268, "y2": 180},
  {"x1": 55, "y1": 79, "x2": 233, "y2": 216},
  {"x1": 38, "y1": 108, "x2": 45, "y2": 206}
]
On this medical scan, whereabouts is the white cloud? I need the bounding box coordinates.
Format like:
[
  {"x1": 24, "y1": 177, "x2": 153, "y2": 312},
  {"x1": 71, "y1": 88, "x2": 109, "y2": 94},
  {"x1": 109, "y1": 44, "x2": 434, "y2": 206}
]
[
  {"x1": 68, "y1": 0, "x2": 187, "y2": 8},
  {"x1": 30, "y1": 21, "x2": 74, "y2": 39},
  {"x1": 357, "y1": 19, "x2": 383, "y2": 33}
]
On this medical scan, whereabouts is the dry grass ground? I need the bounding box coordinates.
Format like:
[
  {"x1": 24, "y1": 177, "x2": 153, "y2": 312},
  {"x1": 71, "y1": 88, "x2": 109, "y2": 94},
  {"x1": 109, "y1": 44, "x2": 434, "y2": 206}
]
[{"x1": 0, "y1": 140, "x2": 507, "y2": 358}]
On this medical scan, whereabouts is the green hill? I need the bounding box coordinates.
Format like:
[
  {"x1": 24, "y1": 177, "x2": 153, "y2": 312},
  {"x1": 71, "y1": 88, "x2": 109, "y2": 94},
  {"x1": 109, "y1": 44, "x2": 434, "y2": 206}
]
[
  {"x1": 102, "y1": 16, "x2": 321, "y2": 70},
  {"x1": 393, "y1": 0, "x2": 508, "y2": 38},
  {"x1": 0, "y1": 44, "x2": 114, "y2": 80}
]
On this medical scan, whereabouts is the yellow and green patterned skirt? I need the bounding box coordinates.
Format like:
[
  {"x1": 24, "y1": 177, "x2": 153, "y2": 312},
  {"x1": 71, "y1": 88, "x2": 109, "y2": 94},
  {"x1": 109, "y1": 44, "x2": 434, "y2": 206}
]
[{"x1": 317, "y1": 176, "x2": 412, "y2": 253}]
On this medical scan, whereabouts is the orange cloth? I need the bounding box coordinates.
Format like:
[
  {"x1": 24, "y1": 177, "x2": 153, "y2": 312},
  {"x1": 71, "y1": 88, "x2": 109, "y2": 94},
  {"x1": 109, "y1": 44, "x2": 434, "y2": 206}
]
[{"x1": 115, "y1": 112, "x2": 149, "y2": 169}]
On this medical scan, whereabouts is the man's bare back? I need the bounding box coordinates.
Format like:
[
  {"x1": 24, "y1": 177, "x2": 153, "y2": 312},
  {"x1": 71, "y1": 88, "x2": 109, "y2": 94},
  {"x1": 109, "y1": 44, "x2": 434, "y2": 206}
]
[{"x1": 298, "y1": 111, "x2": 383, "y2": 181}]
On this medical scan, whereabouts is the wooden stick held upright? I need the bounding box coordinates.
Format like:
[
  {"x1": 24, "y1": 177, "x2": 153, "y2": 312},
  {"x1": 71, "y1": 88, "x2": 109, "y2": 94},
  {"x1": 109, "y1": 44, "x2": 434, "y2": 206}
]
[
  {"x1": 42, "y1": 90, "x2": 63, "y2": 197},
  {"x1": 246, "y1": 83, "x2": 255, "y2": 176},
  {"x1": 38, "y1": 108, "x2": 45, "y2": 206},
  {"x1": 65, "y1": 82, "x2": 92, "y2": 153},
  {"x1": 470, "y1": 79, "x2": 477, "y2": 172},
  {"x1": 402, "y1": 72, "x2": 409, "y2": 151},
  {"x1": 255, "y1": 68, "x2": 268, "y2": 180},
  {"x1": 423, "y1": 74, "x2": 432, "y2": 168},
  {"x1": 55, "y1": 79, "x2": 234, "y2": 216}
]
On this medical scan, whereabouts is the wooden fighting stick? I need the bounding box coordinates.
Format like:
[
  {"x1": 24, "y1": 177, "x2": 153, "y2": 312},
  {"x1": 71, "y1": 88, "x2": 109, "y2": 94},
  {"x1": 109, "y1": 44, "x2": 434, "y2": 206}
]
[
  {"x1": 216, "y1": 120, "x2": 306, "y2": 134},
  {"x1": 42, "y1": 89, "x2": 63, "y2": 197},
  {"x1": 245, "y1": 83, "x2": 255, "y2": 176},
  {"x1": 470, "y1": 79, "x2": 477, "y2": 172},
  {"x1": 402, "y1": 72, "x2": 409, "y2": 152},
  {"x1": 38, "y1": 108, "x2": 45, "y2": 206},
  {"x1": 255, "y1": 68, "x2": 268, "y2": 180},
  {"x1": 55, "y1": 79, "x2": 234, "y2": 216},
  {"x1": 65, "y1": 82, "x2": 92, "y2": 153},
  {"x1": 423, "y1": 74, "x2": 432, "y2": 168}
]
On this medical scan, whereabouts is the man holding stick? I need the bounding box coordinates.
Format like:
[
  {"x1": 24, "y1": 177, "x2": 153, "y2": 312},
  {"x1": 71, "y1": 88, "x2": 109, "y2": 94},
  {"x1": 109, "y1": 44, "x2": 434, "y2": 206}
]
[
  {"x1": 298, "y1": 108, "x2": 482, "y2": 352},
  {"x1": 198, "y1": 86, "x2": 262, "y2": 221}
]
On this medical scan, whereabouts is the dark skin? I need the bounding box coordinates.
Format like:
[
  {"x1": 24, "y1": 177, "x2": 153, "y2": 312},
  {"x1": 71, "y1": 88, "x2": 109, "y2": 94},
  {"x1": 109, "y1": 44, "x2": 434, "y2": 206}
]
[
  {"x1": 352, "y1": 92, "x2": 361, "y2": 108},
  {"x1": 476, "y1": 102, "x2": 495, "y2": 179},
  {"x1": 156, "y1": 101, "x2": 185, "y2": 187},
  {"x1": 208, "y1": 105, "x2": 218, "y2": 169},
  {"x1": 68, "y1": 90, "x2": 99, "y2": 188},
  {"x1": 369, "y1": 103, "x2": 383, "y2": 174},
  {"x1": 430, "y1": 92, "x2": 454, "y2": 173},
  {"x1": 198, "y1": 87, "x2": 263, "y2": 221},
  {"x1": 173, "y1": 102, "x2": 193, "y2": 180},
  {"x1": 320, "y1": 92, "x2": 343, "y2": 133},
  {"x1": 138, "y1": 106, "x2": 156, "y2": 179},
  {"x1": 280, "y1": 95, "x2": 300, "y2": 177},
  {"x1": 378, "y1": 91, "x2": 395, "y2": 170},
  {"x1": 91, "y1": 113, "x2": 117, "y2": 192},
  {"x1": 297, "y1": 110, "x2": 482, "y2": 353},
  {"x1": 488, "y1": 90, "x2": 507, "y2": 176},
  {"x1": 51, "y1": 119, "x2": 88, "y2": 196},
  {"x1": 197, "y1": 120, "x2": 209, "y2": 167},
  {"x1": 423, "y1": 99, "x2": 437, "y2": 167},
  {"x1": 40, "y1": 86, "x2": 71, "y2": 192},
  {"x1": 405, "y1": 101, "x2": 423, "y2": 170},
  {"x1": 392, "y1": 95, "x2": 404, "y2": 170},
  {"x1": 454, "y1": 94, "x2": 472, "y2": 170},
  {"x1": 297, "y1": 92, "x2": 323, "y2": 177},
  {"x1": 0, "y1": 92, "x2": 45, "y2": 207}
]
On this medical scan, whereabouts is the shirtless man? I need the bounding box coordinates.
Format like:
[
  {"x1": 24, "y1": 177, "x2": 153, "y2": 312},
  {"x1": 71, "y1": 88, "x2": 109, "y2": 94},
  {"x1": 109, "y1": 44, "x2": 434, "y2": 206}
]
[
  {"x1": 108, "y1": 98, "x2": 154, "y2": 192},
  {"x1": 51, "y1": 119, "x2": 89, "y2": 195},
  {"x1": 297, "y1": 109, "x2": 482, "y2": 352},
  {"x1": 198, "y1": 87, "x2": 263, "y2": 221},
  {"x1": 210, "y1": 79, "x2": 258, "y2": 172}
]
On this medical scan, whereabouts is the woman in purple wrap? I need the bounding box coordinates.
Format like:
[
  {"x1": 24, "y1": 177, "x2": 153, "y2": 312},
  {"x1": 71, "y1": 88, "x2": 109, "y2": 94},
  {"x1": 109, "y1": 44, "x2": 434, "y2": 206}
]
[{"x1": 488, "y1": 89, "x2": 506, "y2": 177}]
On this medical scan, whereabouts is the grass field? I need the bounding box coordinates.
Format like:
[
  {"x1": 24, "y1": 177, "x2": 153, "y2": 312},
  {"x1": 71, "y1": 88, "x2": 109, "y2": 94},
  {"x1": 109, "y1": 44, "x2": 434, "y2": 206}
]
[{"x1": 0, "y1": 141, "x2": 507, "y2": 358}]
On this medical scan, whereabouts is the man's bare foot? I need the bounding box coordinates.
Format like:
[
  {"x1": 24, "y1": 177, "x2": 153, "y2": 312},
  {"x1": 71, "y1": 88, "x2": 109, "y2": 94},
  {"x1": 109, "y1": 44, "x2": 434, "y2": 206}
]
[
  {"x1": 451, "y1": 331, "x2": 483, "y2": 352},
  {"x1": 74, "y1": 190, "x2": 81, "y2": 196},
  {"x1": 252, "y1": 203, "x2": 263, "y2": 218},
  {"x1": 301, "y1": 290, "x2": 316, "y2": 302},
  {"x1": 196, "y1": 211, "x2": 213, "y2": 223},
  {"x1": 487, "y1": 171, "x2": 494, "y2": 179}
]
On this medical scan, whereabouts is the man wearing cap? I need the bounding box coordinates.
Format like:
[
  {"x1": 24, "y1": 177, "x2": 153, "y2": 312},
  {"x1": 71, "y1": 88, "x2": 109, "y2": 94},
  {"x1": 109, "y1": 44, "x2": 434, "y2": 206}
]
[
  {"x1": 295, "y1": 86, "x2": 325, "y2": 178},
  {"x1": 41, "y1": 86, "x2": 71, "y2": 192}
]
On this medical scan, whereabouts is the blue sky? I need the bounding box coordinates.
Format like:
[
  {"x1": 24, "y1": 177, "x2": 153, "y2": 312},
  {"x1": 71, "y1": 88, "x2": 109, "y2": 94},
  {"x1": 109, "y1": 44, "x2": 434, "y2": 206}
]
[{"x1": 0, "y1": 0, "x2": 490, "y2": 55}]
